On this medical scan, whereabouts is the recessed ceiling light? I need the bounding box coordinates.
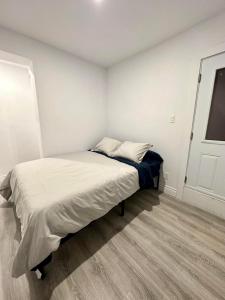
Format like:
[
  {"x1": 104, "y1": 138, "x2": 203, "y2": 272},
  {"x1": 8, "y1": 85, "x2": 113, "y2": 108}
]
[{"x1": 94, "y1": 0, "x2": 103, "y2": 4}]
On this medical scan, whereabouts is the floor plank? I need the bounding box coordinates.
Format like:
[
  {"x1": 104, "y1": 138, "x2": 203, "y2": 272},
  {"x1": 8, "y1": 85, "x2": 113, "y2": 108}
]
[{"x1": 0, "y1": 191, "x2": 225, "y2": 300}]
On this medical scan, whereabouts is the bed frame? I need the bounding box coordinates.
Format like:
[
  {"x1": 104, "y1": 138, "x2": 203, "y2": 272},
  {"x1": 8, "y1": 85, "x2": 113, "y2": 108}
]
[
  {"x1": 32, "y1": 200, "x2": 126, "y2": 279},
  {"x1": 154, "y1": 175, "x2": 160, "y2": 191},
  {"x1": 32, "y1": 174, "x2": 160, "y2": 279}
]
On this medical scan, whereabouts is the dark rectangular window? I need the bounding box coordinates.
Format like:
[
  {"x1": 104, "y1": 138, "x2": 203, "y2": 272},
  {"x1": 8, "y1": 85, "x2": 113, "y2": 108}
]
[{"x1": 206, "y1": 67, "x2": 225, "y2": 141}]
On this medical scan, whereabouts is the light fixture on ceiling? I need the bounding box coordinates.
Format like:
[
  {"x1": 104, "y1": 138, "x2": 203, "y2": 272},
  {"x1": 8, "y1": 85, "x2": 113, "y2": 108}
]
[{"x1": 94, "y1": 0, "x2": 104, "y2": 4}]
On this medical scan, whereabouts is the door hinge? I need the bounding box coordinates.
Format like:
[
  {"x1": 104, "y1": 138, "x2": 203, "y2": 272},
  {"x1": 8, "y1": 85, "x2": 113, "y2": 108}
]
[
  {"x1": 184, "y1": 176, "x2": 187, "y2": 184},
  {"x1": 198, "y1": 73, "x2": 202, "y2": 83},
  {"x1": 190, "y1": 131, "x2": 194, "y2": 141}
]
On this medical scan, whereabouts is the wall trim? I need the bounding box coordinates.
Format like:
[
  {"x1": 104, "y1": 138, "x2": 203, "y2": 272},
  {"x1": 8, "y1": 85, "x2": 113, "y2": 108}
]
[
  {"x1": 159, "y1": 184, "x2": 177, "y2": 198},
  {"x1": 182, "y1": 185, "x2": 225, "y2": 220}
]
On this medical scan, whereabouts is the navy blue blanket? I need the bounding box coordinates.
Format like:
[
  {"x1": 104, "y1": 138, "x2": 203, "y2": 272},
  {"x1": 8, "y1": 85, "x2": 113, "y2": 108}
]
[{"x1": 92, "y1": 150, "x2": 163, "y2": 189}]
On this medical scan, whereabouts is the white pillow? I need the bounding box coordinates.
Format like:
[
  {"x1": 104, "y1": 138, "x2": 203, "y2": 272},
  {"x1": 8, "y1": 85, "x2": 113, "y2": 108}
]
[
  {"x1": 112, "y1": 141, "x2": 152, "y2": 163},
  {"x1": 93, "y1": 137, "x2": 121, "y2": 156}
]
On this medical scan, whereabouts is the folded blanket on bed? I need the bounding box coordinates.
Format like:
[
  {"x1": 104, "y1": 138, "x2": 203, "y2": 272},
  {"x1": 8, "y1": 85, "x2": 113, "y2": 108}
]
[
  {"x1": 92, "y1": 150, "x2": 163, "y2": 189},
  {"x1": 0, "y1": 157, "x2": 139, "y2": 277}
]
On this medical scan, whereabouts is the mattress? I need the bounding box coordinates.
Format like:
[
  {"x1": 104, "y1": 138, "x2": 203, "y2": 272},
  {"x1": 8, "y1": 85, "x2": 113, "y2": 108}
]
[{"x1": 1, "y1": 151, "x2": 139, "y2": 277}]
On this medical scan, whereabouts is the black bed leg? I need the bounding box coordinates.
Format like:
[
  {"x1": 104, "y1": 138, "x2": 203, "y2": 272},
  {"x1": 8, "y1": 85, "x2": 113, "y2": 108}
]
[
  {"x1": 33, "y1": 267, "x2": 46, "y2": 280},
  {"x1": 154, "y1": 175, "x2": 160, "y2": 190},
  {"x1": 120, "y1": 200, "x2": 125, "y2": 216},
  {"x1": 31, "y1": 253, "x2": 52, "y2": 280}
]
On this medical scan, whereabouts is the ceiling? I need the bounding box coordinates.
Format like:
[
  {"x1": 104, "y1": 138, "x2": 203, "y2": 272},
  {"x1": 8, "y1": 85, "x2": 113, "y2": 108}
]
[{"x1": 0, "y1": 0, "x2": 225, "y2": 67}]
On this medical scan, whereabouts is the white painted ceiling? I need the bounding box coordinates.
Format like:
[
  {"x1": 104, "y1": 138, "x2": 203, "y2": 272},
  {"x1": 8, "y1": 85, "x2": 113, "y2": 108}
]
[{"x1": 0, "y1": 0, "x2": 225, "y2": 66}]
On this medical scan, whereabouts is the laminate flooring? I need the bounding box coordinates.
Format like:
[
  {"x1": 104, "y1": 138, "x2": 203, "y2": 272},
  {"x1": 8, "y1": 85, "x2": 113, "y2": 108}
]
[{"x1": 0, "y1": 190, "x2": 225, "y2": 300}]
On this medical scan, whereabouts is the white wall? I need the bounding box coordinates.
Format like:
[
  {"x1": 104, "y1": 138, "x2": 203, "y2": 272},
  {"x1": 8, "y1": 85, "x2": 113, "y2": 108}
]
[
  {"x1": 0, "y1": 26, "x2": 106, "y2": 156},
  {"x1": 107, "y1": 12, "x2": 225, "y2": 198},
  {"x1": 1, "y1": 12, "x2": 225, "y2": 201}
]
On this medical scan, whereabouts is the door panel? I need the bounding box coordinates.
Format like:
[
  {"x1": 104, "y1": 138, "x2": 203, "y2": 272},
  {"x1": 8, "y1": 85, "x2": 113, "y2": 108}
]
[
  {"x1": 186, "y1": 52, "x2": 225, "y2": 200},
  {"x1": 197, "y1": 154, "x2": 218, "y2": 190}
]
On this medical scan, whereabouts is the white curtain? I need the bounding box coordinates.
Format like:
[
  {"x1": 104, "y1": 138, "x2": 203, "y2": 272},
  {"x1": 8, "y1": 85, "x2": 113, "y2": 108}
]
[{"x1": 0, "y1": 60, "x2": 42, "y2": 179}]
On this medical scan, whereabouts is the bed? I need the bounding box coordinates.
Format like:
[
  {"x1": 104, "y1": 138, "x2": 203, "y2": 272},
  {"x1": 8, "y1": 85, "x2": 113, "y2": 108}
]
[{"x1": 0, "y1": 150, "x2": 162, "y2": 278}]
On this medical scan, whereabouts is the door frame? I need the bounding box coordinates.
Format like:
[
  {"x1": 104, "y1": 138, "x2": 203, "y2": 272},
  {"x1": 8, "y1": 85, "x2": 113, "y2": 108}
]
[
  {"x1": 0, "y1": 49, "x2": 43, "y2": 183},
  {"x1": 176, "y1": 42, "x2": 225, "y2": 201}
]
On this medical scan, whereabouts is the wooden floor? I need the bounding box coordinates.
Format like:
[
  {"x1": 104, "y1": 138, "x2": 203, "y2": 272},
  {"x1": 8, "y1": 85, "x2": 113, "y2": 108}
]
[{"x1": 1, "y1": 191, "x2": 225, "y2": 300}]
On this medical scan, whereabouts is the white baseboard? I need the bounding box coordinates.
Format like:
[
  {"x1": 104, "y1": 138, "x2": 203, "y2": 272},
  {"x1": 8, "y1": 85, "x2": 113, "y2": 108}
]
[
  {"x1": 159, "y1": 184, "x2": 177, "y2": 198},
  {"x1": 182, "y1": 185, "x2": 225, "y2": 220}
]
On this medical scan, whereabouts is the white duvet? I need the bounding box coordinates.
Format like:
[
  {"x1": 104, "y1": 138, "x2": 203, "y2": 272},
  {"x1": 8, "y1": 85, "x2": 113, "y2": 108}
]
[{"x1": 1, "y1": 151, "x2": 139, "y2": 278}]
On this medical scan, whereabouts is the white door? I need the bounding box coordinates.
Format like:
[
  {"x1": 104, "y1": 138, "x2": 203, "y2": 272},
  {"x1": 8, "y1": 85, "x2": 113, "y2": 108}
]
[
  {"x1": 0, "y1": 60, "x2": 42, "y2": 181},
  {"x1": 184, "y1": 52, "x2": 225, "y2": 214}
]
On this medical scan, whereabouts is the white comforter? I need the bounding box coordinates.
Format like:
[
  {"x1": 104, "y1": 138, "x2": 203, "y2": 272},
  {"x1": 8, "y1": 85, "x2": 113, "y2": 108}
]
[{"x1": 1, "y1": 151, "x2": 139, "y2": 278}]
